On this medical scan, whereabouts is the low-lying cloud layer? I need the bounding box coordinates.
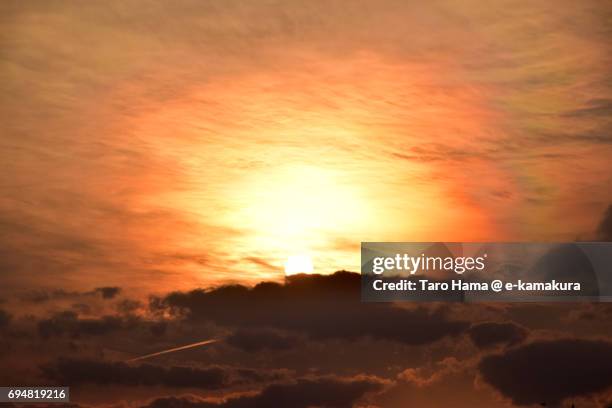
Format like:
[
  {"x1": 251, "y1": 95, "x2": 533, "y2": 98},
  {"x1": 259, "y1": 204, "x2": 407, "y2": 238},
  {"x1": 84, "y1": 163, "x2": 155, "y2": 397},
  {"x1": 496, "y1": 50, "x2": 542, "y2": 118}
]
[
  {"x1": 479, "y1": 339, "x2": 612, "y2": 406},
  {"x1": 154, "y1": 272, "x2": 469, "y2": 344},
  {"x1": 141, "y1": 376, "x2": 385, "y2": 408},
  {"x1": 468, "y1": 321, "x2": 528, "y2": 349},
  {"x1": 1, "y1": 272, "x2": 612, "y2": 407}
]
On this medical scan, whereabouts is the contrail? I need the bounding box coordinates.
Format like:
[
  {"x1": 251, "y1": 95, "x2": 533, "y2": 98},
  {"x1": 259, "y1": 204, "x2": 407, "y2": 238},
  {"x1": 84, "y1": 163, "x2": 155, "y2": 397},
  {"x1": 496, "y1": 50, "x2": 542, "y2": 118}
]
[{"x1": 125, "y1": 338, "x2": 219, "y2": 363}]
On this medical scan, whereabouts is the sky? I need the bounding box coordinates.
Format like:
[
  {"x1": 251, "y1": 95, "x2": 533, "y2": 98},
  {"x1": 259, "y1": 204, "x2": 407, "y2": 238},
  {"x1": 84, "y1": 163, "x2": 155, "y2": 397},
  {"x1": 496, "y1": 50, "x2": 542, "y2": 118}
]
[
  {"x1": 1, "y1": 0, "x2": 612, "y2": 407},
  {"x1": 2, "y1": 0, "x2": 612, "y2": 293}
]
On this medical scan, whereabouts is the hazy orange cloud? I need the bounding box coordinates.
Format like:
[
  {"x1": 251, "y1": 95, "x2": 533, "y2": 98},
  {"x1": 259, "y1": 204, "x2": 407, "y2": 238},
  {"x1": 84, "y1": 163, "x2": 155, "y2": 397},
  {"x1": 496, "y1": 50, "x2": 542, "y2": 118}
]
[{"x1": 1, "y1": 0, "x2": 611, "y2": 294}]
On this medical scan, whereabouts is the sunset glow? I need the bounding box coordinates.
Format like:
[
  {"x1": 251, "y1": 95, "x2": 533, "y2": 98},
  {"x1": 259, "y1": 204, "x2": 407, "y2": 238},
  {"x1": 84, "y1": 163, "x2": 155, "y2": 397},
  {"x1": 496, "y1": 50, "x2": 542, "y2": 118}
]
[
  {"x1": 1, "y1": 0, "x2": 611, "y2": 294},
  {"x1": 2, "y1": 1, "x2": 612, "y2": 407}
]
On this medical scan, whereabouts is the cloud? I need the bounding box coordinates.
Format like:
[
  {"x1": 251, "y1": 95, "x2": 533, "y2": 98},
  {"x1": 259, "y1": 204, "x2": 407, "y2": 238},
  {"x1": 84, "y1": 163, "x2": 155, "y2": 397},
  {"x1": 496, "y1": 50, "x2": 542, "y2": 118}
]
[
  {"x1": 565, "y1": 99, "x2": 612, "y2": 118},
  {"x1": 140, "y1": 376, "x2": 384, "y2": 408},
  {"x1": 565, "y1": 304, "x2": 612, "y2": 323},
  {"x1": 478, "y1": 339, "x2": 612, "y2": 406},
  {"x1": 21, "y1": 287, "x2": 122, "y2": 303},
  {"x1": 153, "y1": 271, "x2": 469, "y2": 345},
  {"x1": 116, "y1": 298, "x2": 144, "y2": 314},
  {"x1": 397, "y1": 357, "x2": 464, "y2": 387},
  {"x1": 41, "y1": 358, "x2": 228, "y2": 389},
  {"x1": 242, "y1": 257, "x2": 277, "y2": 271},
  {"x1": 2, "y1": 0, "x2": 612, "y2": 297},
  {"x1": 94, "y1": 286, "x2": 121, "y2": 299},
  {"x1": 530, "y1": 243, "x2": 600, "y2": 297},
  {"x1": 597, "y1": 204, "x2": 612, "y2": 242},
  {"x1": 148, "y1": 320, "x2": 168, "y2": 337},
  {"x1": 35, "y1": 310, "x2": 178, "y2": 342},
  {"x1": 37, "y1": 311, "x2": 128, "y2": 338},
  {"x1": 226, "y1": 328, "x2": 300, "y2": 352},
  {"x1": 468, "y1": 322, "x2": 528, "y2": 349},
  {"x1": 0, "y1": 309, "x2": 11, "y2": 329}
]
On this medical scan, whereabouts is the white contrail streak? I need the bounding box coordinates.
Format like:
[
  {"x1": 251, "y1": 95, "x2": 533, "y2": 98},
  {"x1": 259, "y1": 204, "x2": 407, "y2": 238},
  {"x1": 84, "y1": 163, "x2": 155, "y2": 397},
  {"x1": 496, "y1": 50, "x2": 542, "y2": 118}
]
[{"x1": 125, "y1": 338, "x2": 219, "y2": 363}]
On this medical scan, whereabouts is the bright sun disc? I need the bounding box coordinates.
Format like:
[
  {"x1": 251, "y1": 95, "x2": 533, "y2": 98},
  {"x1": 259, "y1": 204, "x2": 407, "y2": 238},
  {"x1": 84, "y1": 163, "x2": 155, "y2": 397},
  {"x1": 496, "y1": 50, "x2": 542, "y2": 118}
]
[{"x1": 284, "y1": 254, "x2": 314, "y2": 275}]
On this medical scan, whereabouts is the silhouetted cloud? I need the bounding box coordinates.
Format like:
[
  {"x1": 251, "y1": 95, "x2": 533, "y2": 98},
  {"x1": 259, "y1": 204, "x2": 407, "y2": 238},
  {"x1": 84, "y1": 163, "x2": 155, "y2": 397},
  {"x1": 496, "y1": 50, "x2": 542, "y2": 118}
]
[
  {"x1": 226, "y1": 328, "x2": 300, "y2": 352},
  {"x1": 37, "y1": 311, "x2": 128, "y2": 339},
  {"x1": 479, "y1": 339, "x2": 612, "y2": 406},
  {"x1": 597, "y1": 204, "x2": 612, "y2": 242},
  {"x1": 530, "y1": 243, "x2": 599, "y2": 297},
  {"x1": 468, "y1": 322, "x2": 528, "y2": 349},
  {"x1": 149, "y1": 320, "x2": 168, "y2": 337},
  {"x1": 0, "y1": 309, "x2": 11, "y2": 329},
  {"x1": 94, "y1": 287, "x2": 121, "y2": 299},
  {"x1": 153, "y1": 272, "x2": 469, "y2": 345},
  {"x1": 21, "y1": 290, "x2": 88, "y2": 303},
  {"x1": 42, "y1": 358, "x2": 228, "y2": 389},
  {"x1": 21, "y1": 287, "x2": 123, "y2": 303},
  {"x1": 141, "y1": 376, "x2": 384, "y2": 408},
  {"x1": 116, "y1": 298, "x2": 144, "y2": 314}
]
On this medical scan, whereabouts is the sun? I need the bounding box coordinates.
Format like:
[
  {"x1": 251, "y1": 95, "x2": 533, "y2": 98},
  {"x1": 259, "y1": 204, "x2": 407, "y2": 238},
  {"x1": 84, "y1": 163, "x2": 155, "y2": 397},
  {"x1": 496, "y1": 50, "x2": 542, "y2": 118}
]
[{"x1": 284, "y1": 254, "x2": 314, "y2": 276}]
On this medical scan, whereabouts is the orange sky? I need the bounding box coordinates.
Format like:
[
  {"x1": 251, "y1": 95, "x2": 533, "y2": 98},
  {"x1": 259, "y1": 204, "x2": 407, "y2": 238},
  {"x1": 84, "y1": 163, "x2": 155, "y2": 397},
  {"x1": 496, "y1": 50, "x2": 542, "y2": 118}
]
[{"x1": 1, "y1": 0, "x2": 612, "y2": 294}]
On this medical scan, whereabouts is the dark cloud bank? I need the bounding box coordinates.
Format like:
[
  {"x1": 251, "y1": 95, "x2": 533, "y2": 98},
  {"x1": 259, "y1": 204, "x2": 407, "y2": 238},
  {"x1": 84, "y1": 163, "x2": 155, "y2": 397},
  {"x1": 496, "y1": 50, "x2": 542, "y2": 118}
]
[
  {"x1": 37, "y1": 310, "x2": 133, "y2": 339},
  {"x1": 149, "y1": 271, "x2": 612, "y2": 407},
  {"x1": 479, "y1": 338, "x2": 612, "y2": 406},
  {"x1": 22, "y1": 286, "x2": 121, "y2": 303},
  {"x1": 42, "y1": 359, "x2": 228, "y2": 389},
  {"x1": 0, "y1": 309, "x2": 11, "y2": 329},
  {"x1": 152, "y1": 271, "x2": 468, "y2": 345},
  {"x1": 598, "y1": 204, "x2": 612, "y2": 242},
  {"x1": 226, "y1": 328, "x2": 300, "y2": 352},
  {"x1": 141, "y1": 376, "x2": 384, "y2": 408},
  {"x1": 6, "y1": 271, "x2": 612, "y2": 407},
  {"x1": 468, "y1": 321, "x2": 528, "y2": 349}
]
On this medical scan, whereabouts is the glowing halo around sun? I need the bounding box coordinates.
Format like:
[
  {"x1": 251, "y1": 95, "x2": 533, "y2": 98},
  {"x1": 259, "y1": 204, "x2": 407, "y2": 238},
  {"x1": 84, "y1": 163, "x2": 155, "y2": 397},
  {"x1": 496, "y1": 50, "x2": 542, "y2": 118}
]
[
  {"x1": 125, "y1": 55, "x2": 498, "y2": 283},
  {"x1": 284, "y1": 254, "x2": 314, "y2": 276}
]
